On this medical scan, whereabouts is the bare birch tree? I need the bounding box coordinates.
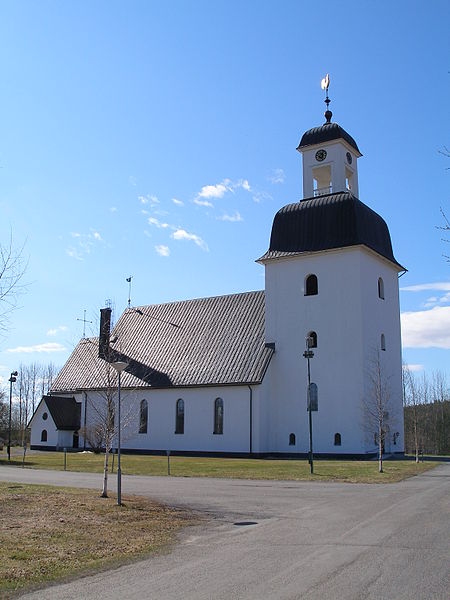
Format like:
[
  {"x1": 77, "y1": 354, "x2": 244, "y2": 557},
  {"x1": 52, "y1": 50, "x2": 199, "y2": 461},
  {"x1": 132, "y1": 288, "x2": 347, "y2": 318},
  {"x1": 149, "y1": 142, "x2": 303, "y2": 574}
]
[
  {"x1": 0, "y1": 234, "x2": 27, "y2": 335},
  {"x1": 362, "y1": 350, "x2": 396, "y2": 473},
  {"x1": 403, "y1": 365, "x2": 421, "y2": 463}
]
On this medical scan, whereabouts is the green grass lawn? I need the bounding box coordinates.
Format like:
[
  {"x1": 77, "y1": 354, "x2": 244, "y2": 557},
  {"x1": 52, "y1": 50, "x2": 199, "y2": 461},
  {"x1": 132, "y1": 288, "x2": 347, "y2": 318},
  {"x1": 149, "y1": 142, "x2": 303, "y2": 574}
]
[{"x1": 0, "y1": 448, "x2": 437, "y2": 483}]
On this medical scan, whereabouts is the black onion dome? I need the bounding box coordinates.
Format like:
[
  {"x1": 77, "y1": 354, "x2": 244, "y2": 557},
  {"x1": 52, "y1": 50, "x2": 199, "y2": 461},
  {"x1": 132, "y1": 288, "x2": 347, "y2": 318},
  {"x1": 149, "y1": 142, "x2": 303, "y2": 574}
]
[
  {"x1": 297, "y1": 122, "x2": 361, "y2": 155},
  {"x1": 260, "y1": 192, "x2": 403, "y2": 269}
]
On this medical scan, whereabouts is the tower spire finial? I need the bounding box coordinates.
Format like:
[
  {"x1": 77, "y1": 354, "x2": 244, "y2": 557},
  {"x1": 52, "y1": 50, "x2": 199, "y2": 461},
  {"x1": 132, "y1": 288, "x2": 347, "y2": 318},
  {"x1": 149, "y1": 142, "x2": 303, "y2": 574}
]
[{"x1": 321, "y1": 73, "x2": 332, "y2": 124}]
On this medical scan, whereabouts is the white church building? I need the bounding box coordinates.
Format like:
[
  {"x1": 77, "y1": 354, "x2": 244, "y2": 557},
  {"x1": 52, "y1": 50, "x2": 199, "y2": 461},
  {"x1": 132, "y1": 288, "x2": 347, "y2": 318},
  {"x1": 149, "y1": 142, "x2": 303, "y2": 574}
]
[{"x1": 30, "y1": 102, "x2": 405, "y2": 457}]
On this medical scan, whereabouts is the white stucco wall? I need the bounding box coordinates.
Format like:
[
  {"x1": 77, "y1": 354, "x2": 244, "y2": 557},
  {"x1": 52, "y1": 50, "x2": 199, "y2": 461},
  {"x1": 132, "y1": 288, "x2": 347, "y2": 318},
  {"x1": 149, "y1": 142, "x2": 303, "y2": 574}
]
[
  {"x1": 29, "y1": 400, "x2": 58, "y2": 448},
  {"x1": 261, "y1": 245, "x2": 404, "y2": 455},
  {"x1": 83, "y1": 385, "x2": 255, "y2": 453}
]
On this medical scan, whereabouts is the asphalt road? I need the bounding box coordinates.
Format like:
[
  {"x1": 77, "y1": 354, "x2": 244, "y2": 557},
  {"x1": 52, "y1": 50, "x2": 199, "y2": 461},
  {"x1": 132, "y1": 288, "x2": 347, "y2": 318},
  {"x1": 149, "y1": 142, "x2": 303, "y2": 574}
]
[{"x1": 0, "y1": 464, "x2": 449, "y2": 599}]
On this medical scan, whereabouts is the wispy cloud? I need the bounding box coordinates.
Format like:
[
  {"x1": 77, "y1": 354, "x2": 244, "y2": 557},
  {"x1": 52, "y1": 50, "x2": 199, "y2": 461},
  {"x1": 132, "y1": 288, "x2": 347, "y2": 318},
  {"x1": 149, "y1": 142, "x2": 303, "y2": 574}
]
[
  {"x1": 401, "y1": 282, "x2": 450, "y2": 292},
  {"x1": 155, "y1": 245, "x2": 170, "y2": 257},
  {"x1": 194, "y1": 198, "x2": 214, "y2": 208},
  {"x1": 401, "y1": 306, "x2": 450, "y2": 348},
  {"x1": 252, "y1": 190, "x2": 272, "y2": 203},
  {"x1": 47, "y1": 325, "x2": 68, "y2": 337},
  {"x1": 66, "y1": 229, "x2": 104, "y2": 260},
  {"x1": 268, "y1": 168, "x2": 285, "y2": 184},
  {"x1": 171, "y1": 229, "x2": 208, "y2": 251},
  {"x1": 195, "y1": 179, "x2": 251, "y2": 202},
  {"x1": 217, "y1": 211, "x2": 243, "y2": 222},
  {"x1": 129, "y1": 175, "x2": 137, "y2": 187},
  {"x1": 110, "y1": 207, "x2": 117, "y2": 213},
  {"x1": 139, "y1": 194, "x2": 160, "y2": 206},
  {"x1": 148, "y1": 216, "x2": 169, "y2": 229},
  {"x1": 7, "y1": 342, "x2": 66, "y2": 354},
  {"x1": 172, "y1": 198, "x2": 184, "y2": 206}
]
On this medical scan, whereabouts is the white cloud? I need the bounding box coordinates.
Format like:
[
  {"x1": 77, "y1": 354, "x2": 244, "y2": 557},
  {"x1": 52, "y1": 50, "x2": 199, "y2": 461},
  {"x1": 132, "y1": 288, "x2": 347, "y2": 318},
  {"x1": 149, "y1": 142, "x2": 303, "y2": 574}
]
[
  {"x1": 148, "y1": 216, "x2": 169, "y2": 228},
  {"x1": 252, "y1": 190, "x2": 272, "y2": 203},
  {"x1": 197, "y1": 182, "x2": 229, "y2": 199},
  {"x1": 129, "y1": 175, "x2": 137, "y2": 187},
  {"x1": 401, "y1": 282, "x2": 450, "y2": 292},
  {"x1": 0, "y1": 365, "x2": 7, "y2": 372},
  {"x1": 236, "y1": 179, "x2": 251, "y2": 191},
  {"x1": 194, "y1": 198, "x2": 214, "y2": 208},
  {"x1": 66, "y1": 248, "x2": 83, "y2": 261},
  {"x1": 268, "y1": 168, "x2": 285, "y2": 184},
  {"x1": 171, "y1": 229, "x2": 208, "y2": 251},
  {"x1": 172, "y1": 198, "x2": 184, "y2": 206},
  {"x1": 47, "y1": 325, "x2": 68, "y2": 337},
  {"x1": 139, "y1": 194, "x2": 159, "y2": 206},
  {"x1": 217, "y1": 211, "x2": 243, "y2": 222},
  {"x1": 7, "y1": 342, "x2": 66, "y2": 354},
  {"x1": 401, "y1": 306, "x2": 450, "y2": 348},
  {"x1": 403, "y1": 364, "x2": 425, "y2": 373},
  {"x1": 155, "y1": 245, "x2": 170, "y2": 257},
  {"x1": 67, "y1": 229, "x2": 104, "y2": 260}
]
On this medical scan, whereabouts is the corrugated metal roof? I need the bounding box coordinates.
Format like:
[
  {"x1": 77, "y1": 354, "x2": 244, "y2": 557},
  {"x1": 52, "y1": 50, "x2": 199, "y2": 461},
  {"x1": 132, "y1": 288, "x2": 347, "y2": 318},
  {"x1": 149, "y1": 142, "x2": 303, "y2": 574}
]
[
  {"x1": 258, "y1": 192, "x2": 404, "y2": 270},
  {"x1": 51, "y1": 291, "x2": 274, "y2": 392},
  {"x1": 297, "y1": 122, "x2": 361, "y2": 154},
  {"x1": 44, "y1": 396, "x2": 81, "y2": 430}
]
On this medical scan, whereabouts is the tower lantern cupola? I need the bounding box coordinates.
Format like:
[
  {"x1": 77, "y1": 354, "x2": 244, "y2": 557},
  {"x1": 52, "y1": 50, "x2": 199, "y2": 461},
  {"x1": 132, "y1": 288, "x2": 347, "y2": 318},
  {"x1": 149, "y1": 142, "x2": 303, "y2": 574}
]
[{"x1": 296, "y1": 75, "x2": 362, "y2": 200}]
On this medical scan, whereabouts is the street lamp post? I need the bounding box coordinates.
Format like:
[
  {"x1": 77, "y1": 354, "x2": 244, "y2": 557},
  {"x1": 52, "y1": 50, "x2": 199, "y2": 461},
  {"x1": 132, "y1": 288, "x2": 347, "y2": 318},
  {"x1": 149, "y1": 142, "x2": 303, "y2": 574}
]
[
  {"x1": 111, "y1": 361, "x2": 128, "y2": 506},
  {"x1": 303, "y1": 338, "x2": 314, "y2": 474},
  {"x1": 8, "y1": 371, "x2": 18, "y2": 462}
]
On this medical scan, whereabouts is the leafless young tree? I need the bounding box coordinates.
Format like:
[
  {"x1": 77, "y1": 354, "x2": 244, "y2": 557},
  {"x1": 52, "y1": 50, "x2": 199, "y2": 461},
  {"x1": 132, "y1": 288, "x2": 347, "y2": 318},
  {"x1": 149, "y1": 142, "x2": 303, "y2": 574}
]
[
  {"x1": 0, "y1": 233, "x2": 27, "y2": 335},
  {"x1": 362, "y1": 350, "x2": 397, "y2": 473},
  {"x1": 403, "y1": 365, "x2": 422, "y2": 463},
  {"x1": 73, "y1": 338, "x2": 135, "y2": 498}
]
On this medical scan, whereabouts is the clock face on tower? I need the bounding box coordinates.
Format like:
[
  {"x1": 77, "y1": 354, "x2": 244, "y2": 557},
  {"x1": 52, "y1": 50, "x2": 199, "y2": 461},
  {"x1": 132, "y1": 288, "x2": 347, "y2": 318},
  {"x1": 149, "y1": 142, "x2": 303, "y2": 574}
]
[
  {"x1": 315, "y1": 149, "x2": 327, "y2": 162},
  {"x1": 346, "y1": 152, "x2": 353, "y2": 164}
]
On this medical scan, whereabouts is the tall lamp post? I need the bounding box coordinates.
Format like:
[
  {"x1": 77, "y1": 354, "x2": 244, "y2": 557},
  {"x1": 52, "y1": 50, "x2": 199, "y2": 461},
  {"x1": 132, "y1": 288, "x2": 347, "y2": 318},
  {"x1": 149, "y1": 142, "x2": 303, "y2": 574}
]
[
  {"x1": 8, "y1": 371, "x2": 18, "y2": 462},
  {"x1": 111, "y1": 361, "x2": 128, "y2": 506},
  {"x1": 303, "y1": 337, "x2": 314, "y2": 474}
]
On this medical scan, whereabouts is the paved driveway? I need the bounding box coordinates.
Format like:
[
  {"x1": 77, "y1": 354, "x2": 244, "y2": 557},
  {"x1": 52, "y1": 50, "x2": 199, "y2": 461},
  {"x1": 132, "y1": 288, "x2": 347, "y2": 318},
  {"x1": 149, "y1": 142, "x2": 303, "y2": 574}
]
[{"x1": 0, "y1": 464, "x2": 448, "y2": 599}]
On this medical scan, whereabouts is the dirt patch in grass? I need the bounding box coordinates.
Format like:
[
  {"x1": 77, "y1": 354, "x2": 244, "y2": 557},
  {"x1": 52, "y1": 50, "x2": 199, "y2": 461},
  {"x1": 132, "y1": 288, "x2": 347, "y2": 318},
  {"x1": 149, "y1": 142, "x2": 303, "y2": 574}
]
[{"x1": 0, "y1": 482, "x2": 195, "y2": 596}]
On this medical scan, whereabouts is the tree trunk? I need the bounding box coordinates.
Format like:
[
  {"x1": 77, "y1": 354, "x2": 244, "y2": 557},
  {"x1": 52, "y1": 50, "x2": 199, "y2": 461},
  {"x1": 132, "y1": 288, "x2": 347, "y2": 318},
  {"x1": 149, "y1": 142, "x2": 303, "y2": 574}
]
[
  {"x1": 378, "y1": 421, "x2": 383, "y2": 473},
  {"x1": 101, "y1": 448, "x2": 110, "y2": 498}
]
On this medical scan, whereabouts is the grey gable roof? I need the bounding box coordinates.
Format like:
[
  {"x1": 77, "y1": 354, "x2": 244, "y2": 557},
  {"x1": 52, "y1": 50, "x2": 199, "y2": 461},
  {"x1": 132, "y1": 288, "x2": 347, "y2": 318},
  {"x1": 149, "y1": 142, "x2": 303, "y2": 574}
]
[
  {"x1": 44, "y1": 396, "x2": 81, "y2": 430},
  {"x1": 51, "y1": 291, "x2": 273, "y2": 392}
]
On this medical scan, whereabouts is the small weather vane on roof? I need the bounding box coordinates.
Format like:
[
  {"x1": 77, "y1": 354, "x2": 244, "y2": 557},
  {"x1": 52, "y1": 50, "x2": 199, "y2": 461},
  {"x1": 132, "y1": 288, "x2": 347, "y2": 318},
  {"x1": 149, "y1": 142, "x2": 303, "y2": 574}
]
[{"x1": 321, "y1": 73, "x2": 332, "y2": 124}]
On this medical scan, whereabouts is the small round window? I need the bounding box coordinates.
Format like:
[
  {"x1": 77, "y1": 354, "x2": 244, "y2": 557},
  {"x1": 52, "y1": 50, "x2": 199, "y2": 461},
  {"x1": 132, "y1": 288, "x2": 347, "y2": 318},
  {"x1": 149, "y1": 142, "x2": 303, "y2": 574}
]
[{"x1": 42, "y1": 412, "x2": 48, "y2": 421}]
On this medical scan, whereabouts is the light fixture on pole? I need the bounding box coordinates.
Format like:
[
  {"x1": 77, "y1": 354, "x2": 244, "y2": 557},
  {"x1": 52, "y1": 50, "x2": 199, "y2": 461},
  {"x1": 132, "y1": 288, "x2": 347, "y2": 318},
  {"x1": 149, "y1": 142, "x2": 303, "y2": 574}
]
[
  {"x1": 303, "y1": 337, "x2": 315, "y2": 474},
  {"x1": 111, "y1": 361, "x2": 128, "y2": 506},
  {"x1": 8, "y1": 371, "x2": 18, "y2": 462}
]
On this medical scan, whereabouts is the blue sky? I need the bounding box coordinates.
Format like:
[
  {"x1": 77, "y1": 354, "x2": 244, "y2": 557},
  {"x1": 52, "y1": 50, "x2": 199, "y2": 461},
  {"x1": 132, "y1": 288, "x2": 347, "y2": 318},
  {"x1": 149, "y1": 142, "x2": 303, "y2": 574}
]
[{"x1": 0, "y1": 0, "x2": 449, "y2": 389}]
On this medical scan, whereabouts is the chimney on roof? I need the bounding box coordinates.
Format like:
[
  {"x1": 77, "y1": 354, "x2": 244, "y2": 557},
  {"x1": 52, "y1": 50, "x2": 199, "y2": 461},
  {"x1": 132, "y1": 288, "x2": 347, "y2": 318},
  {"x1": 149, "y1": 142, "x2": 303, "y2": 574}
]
[{"x1": 99, "y1": 307, "x2": 111, "y2": 360}]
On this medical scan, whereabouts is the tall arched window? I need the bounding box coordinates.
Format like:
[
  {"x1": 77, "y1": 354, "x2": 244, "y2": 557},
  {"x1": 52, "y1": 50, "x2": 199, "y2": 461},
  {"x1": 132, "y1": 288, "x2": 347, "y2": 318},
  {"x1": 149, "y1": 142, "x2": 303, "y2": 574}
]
[
  {"x1": 213, "y1": 398, "x2": 224, "y2": 434},
  {"x1": 334, "y1": 433, "x2": 342, "y2": 446},
  {"x1": 381, "y1": 334, "x2": 386, "y2": 351},
  {"x1": 378, "y1": 277, "x2": 385, "y2": 300},
  {"x1": 289, "y1": 433, "x2": 296, "y2": 446},
  {"x1": 139, "y1": 399, "x2": 148, "y2": 434},
  {"x1": 41, "y1": 429, "x2": 47, "y2": 442},
  {"x1": 175, "y1": 399, "x2": 184, "y2": 434},
  {"x1": 307, "y1": 331, "x2": 317, "y2": 348},
  {"x1": 305, "y1": 274, "x2": 318, "y2": 296}
]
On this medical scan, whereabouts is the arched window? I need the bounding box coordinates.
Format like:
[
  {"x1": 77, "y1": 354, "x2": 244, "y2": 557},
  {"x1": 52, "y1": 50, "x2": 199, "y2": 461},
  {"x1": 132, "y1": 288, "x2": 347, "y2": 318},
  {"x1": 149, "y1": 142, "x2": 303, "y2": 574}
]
[
  {"x1": 41, "y1": 429, "x2": 47, "y2": 442},
  {"x1": 42, "y1": 412, "x2": 48, "y2": 421},
  {"x1": 334, "y1": 433, "x2": 341, "y2": 446},
  {"x1": 107, "y1": 403, "x2": 115, "y2": 431},
  {"x1": 307, "y1": 331, "x2": 317, "y2": 348},
  {"x1": 378, "y1": 277, "x2": 385, "y2": 300},
  {"x1": 139, "y1": 399, "x2": 148, "y2": 434},
  {"x1": 213, "y1": 398, "x2": 224, "y2": 434},
  {"x1": 308, "y1": 382, "x2": 318, "y2": 411},
  {"x1": 381, "y1": 334, "x2": 386, "y2": 351},
  {"x1": 305, "y1": 274, "x2": 318, "y2": 296},
  {"x1": 289, "y1": 433, "x2": 296, "y2": 446},
  {"x1": 175, "y1": 399, "x2": 184, "y2": 434}
]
